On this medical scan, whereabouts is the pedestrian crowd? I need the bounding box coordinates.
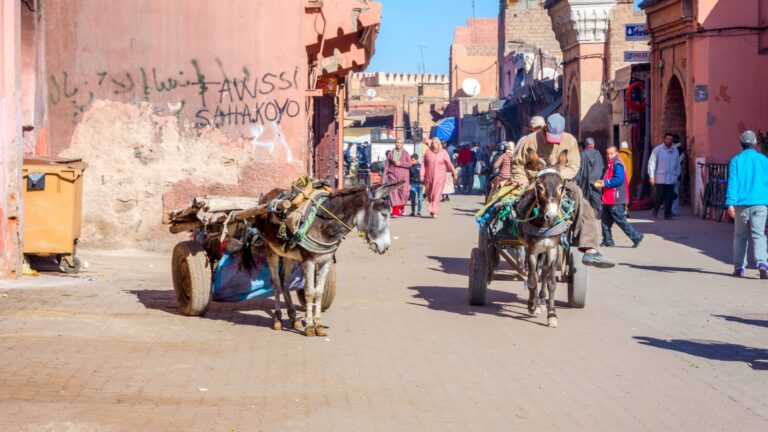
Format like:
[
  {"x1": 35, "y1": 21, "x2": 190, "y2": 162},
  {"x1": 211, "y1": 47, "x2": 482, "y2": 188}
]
[
  {"x1": 343, "y1": 117, "x2": 768, "y2": 279},
  {"x1": 344, "y1": 135, "x2": 499, "y2": 219}
]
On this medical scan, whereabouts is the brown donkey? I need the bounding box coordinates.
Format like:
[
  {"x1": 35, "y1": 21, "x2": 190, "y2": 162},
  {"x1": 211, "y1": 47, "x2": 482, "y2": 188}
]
[{"x1": 513, "y1": 151, "x2": 569, "y2": 327}]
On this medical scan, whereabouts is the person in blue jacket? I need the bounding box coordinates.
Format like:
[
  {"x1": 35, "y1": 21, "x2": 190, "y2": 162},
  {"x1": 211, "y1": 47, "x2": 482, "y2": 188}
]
[
  {"x1": 726, "y1": 131, "x2": 768, "y2": 278},
  {"x1": 356, "y1": 141, "x2": 371, "y2": 169}
]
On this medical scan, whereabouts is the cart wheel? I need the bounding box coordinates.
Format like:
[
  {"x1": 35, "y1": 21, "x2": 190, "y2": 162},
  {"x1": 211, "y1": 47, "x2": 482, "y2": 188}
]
[
  {"x1": 490, "y1": 244, "x2": 501, "y2": 270},
  {"x1": 478, "y1": 228, "x2": 489, "y2": 249},
  {"x1": 58, "y1": 255, "x2": 81, "y2": 274},
  {"x1": 487, "y1": 244, "x2": 499, "y2": 283},
  {"x1": 556, "y1": 248, "x2": 566, "y2": 282},
  {"x1": 171, "y1": 241, "x2": 212, "y2": 317},
  {"x1": 479, "y1": 229, "x2": 498, "y2": 282},
  {"x1": 567, "y1": 248, "x2": 589, "y2": 308},
  {"x1": 468, "y1": 248, "x2": 488, "y2": 306},
  {"x1": 297, "y1": 262, "x2": 336, "y2": 312}
]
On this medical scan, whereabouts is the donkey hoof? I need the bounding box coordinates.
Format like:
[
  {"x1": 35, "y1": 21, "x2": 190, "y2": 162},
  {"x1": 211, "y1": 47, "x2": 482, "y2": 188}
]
[
  {"x1": 314, "y1": 325, "x2": 327, "y2": 337},
  {"x1": 527, "y1": 302, "x2": 537, "y2": 316},
  {"x1": 548, "y1": 316, "x2": 558, "y2": 328},
  {"x1": 292, "y1": 319, "x2": 305, "y2": 332},
  {"x1": 304, "y1": 326, "x2": 316, "y2": 337},
  {"x1": 272, "y1": 320, "x2": 283, "y2": 331}
]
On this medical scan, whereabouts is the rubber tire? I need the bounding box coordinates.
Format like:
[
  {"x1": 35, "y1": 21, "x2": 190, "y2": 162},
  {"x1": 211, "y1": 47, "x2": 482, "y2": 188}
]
[
  {"x1": 171, "y1": 241, "x2": 213, "y2": 317},
  {"x1": 567, "y1": 249, "x2": 589, "y2": 308},
  {"x1": 478, "y1": 229, "x2": 497, "y2": 282},
  {"x1": 297, "y1": 263, "x2": 336, "y2": 312},
  {"x1": 58, "y1": 256, "x2": 81, "y2": 274},
  {"x1": 468, "y1": 248, "x2": 488, "y2": 306},
  {"x1": 488, "y1": 243, "x2": 500, "y2": 282},
  {"x1": 478, "y1": 228, "x2": 488, "y2": 249}
]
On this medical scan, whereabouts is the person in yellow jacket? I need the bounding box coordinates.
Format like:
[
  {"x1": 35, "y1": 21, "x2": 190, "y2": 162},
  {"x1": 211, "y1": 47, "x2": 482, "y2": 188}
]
[{"x1": 619, "y1": 141, "x2": 633, "y2": 186}]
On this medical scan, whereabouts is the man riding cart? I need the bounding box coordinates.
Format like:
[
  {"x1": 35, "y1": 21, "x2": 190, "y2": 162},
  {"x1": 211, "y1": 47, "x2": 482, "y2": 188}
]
[{"x1": 510, "y1": 113, "x2": 615, "y2": 268}]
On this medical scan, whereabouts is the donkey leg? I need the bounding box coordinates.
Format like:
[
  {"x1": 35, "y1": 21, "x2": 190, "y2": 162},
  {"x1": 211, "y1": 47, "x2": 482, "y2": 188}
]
[
  {"x1": 516, "y1": 246, "x2": 528, "y2": 277},
  {"x1": 302, "y1": 260, "x2": 317, "y2": 337},
  {"x1": 266, "y1": 253, "x2": 283, "y2": 331},
  {"x1": 527, "y1": 250, "x2": 541, "y2": 316},
  {"x1": 546, "y1": 247, "x2": 559, "y2": 328},
  {"x1": 282, "y1": 259, "x2": 303, "y2": 331},
  {"x1": 312, "y1": 257, "x2": 333, "y2": 337}
]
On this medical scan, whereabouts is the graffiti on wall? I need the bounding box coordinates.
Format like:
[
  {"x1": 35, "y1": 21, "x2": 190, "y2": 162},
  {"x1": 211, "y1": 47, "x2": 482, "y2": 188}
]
[
  {"x1": 249, "y1": 121, "x2": 294, "y2": 163},
  {"x1": 48, "y1": 59, "x2": 303, "y2": 149},
  {"x1": 190, "y1": 60, "x2": 302, "y2": 128}
]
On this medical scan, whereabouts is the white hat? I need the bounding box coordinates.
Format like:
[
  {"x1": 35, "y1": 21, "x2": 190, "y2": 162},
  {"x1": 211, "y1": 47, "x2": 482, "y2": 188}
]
[
  {"x1": 620, "y1": 141, "x2": 629, "y2": 149},
  {"x1": 530, "y1": 116, "x2": 546, "y2": 128},
  {"x1": 505, "y1": 141, "x2": 516, "y2": 152}
]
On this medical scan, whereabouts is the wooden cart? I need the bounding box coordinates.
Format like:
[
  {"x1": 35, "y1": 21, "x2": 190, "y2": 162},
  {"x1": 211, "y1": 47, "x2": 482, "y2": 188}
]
[
  {"x1": 468, "y1": 205, "x2": 589, "y2": 309},
  {"x1": 168, "y1": 196, "x2": 336, "y2": 317}
]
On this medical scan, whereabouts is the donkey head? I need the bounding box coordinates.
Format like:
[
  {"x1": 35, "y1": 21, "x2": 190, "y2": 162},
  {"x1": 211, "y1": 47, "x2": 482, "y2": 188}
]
[
  {"x1": 359, "y1": 180, "x2": 404, "y2": 254},
  {"x1": 531, "y1": 149, "x2": 568, "y2": 225}
]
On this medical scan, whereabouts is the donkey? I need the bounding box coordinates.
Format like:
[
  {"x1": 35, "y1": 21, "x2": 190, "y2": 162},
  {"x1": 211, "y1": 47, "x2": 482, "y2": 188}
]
[
  {"x1": 513, "y1": 150, "x2": 569, "y2": 328},
  {"x1": 252, "y1": 181, "x2": 403, "y2": 336}
]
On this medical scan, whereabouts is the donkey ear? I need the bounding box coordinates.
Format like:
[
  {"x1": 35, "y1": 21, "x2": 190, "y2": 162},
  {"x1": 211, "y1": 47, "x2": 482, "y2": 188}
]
[
  {"x1": 514, "y1": 188, "x2": 536, "y2": 216},
  {"x1": 556, "y1": 150, "x2": 569, "y2": 170},
  {"x1": 527, "y1": 148, "x2": 546, "y2": 171},
  {"x1": 527, "y1": 148, "x2": 538, "y2": 162},
  {"x1": 373, "y1": 181, "x2": 404, "y2": 199}
]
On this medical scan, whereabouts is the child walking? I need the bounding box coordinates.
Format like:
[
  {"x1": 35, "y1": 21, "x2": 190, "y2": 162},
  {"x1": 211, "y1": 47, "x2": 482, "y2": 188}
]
[{"x1": 409, "y1": 154, "x2": 424, "y2": 217}]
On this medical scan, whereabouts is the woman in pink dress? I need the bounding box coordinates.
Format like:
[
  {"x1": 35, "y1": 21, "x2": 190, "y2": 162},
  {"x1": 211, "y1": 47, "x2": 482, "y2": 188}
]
[
  {"x1": 382, "y1": 138, "x2": 411, "y2": 217},
  {"x1": 420, "y1": 137, "x2": 458, "y2": 218}
]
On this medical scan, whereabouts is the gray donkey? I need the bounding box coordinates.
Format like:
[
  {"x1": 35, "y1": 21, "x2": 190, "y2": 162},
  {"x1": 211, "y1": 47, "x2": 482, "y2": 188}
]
[{"x1": 252, "y1": 182, "x2": 403, "y2": 336}]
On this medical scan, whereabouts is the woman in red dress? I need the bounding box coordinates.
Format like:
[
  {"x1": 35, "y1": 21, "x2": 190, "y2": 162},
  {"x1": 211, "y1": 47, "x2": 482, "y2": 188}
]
[{"x1": 420, "y1": 137, "x2": 458, "y2": 218}]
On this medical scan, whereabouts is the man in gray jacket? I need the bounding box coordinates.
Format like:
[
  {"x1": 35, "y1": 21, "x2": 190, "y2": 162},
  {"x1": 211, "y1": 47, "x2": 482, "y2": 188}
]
[{"x1": 575, "y1": 137, "x2": 605, "y2": 217}]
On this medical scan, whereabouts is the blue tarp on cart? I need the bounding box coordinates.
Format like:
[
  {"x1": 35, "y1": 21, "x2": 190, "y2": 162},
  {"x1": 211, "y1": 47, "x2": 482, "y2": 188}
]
[
  {"x1": 212, "y1": 252, "x2": 306, "y2": 302},
  {"x1": 429, "y1": 117, "x2": 457, "y2": 143},
  {"x1": 212, "y1": 252, "x2": 273, "y2": 302}
]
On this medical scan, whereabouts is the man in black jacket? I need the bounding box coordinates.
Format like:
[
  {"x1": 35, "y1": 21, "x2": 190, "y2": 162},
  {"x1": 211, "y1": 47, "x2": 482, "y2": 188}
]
[{"x1": 575, "y1": 137, "x2": 604, "y2": 217}]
